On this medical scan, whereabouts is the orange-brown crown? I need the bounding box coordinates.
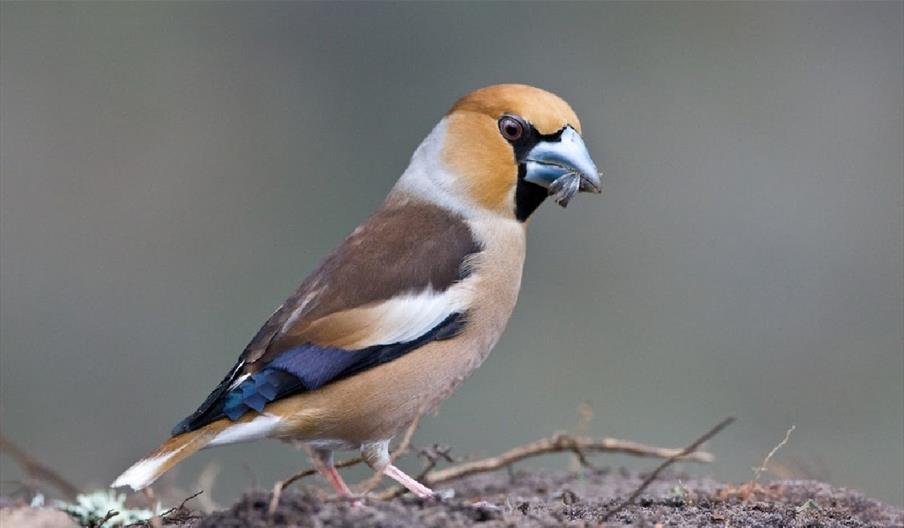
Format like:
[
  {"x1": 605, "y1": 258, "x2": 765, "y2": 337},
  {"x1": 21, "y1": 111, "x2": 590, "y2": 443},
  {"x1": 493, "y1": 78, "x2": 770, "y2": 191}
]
[{"x1": 449, "y1": 84, "x2": 581, "y2": 134}]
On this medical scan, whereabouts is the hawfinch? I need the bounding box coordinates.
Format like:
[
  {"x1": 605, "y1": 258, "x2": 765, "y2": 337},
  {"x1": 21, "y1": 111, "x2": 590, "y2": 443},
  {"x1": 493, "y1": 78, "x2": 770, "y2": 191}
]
[{"x1": 113, "y1": 84, "x2": 602, "y2": 497}]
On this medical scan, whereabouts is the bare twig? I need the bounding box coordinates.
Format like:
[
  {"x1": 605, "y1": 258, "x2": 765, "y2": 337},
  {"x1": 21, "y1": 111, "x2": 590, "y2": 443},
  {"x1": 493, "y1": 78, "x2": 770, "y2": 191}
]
[
  {"x1": 375, "y1": 431, "x2": 716, "y2": 500},
  {"x1": 719, "y1": 424, "x2": 796, "y2": 501},
  {"x1": 415, "y1": 444, "x2": 455, "y2": 480},
  {"x1": 266, "y1": 428, "x2": 718, "y2": 503},
  {"x1": 601, "y1": 417, "x2": 735, "y2": 522},
  {"x1": 569, "y1": 445, "x2": 600, "y2": 472},
  {"x1": 194, "y1": 464, "x2": 221, "y2": 512},
  {"x1": 159, "y1": 490, "x2": 203, "y2": 518},
  {"x1": 93, "y1": 509, "x2": 119, "y2": 528},
  {"x1": 0, "y1": 433, "x2": 79, "y2": 500},
  {"x1": 424, "y1": 431, "x2": 713, "y2": 487},
  {"x1": 750, "y1": 425, "x2": 795, "y2": 486}
]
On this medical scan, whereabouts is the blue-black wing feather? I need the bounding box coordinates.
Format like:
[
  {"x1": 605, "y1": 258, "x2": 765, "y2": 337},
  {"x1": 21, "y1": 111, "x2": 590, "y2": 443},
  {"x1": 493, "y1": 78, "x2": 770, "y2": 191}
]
[{"x1": 170, "y1": 312, "x2": 464, "y2": 435}]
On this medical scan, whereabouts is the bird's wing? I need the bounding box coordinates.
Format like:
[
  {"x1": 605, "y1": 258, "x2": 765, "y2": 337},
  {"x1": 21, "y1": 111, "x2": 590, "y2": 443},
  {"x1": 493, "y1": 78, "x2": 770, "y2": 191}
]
[{"x1": 171, "y1": 200, "x2": 480, "y2": 435}]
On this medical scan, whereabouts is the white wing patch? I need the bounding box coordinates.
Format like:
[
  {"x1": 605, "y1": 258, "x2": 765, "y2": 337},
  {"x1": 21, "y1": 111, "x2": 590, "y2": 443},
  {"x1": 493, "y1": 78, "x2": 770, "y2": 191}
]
[
  {"x1": 281, "y1": 276, "x2": 476, "y2": 351},
  {"x1": 338, "y1": 281, "x2": 474, "y2": 350},
  {"x1": 362, "y1": 286, "x2": 471, "y2": 346}
]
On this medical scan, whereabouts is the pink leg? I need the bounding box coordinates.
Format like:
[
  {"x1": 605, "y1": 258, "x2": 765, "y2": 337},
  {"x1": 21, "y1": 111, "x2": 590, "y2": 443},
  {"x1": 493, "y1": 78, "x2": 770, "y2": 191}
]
[
  {"x1": 307, "y1": 446, "x2": 353, "y2": 497},
  {"x1": 319, "y1": 464, "x2": 353, "y2": 496},
  {"x1": 384, "y1": 464, "x2": 433, "y2": 498}
]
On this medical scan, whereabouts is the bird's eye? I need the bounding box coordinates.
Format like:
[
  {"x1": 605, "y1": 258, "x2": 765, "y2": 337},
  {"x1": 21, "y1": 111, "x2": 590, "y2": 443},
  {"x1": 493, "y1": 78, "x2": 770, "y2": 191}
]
[{"x1": 498, "y1": 116, "x2": 524, "y2": 141}]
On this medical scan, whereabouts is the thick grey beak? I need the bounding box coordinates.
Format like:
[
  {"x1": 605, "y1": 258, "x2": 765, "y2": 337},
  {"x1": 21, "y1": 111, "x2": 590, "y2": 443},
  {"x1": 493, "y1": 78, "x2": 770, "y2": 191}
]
[{"x1": 523, "y1": 127, "x2": 602, "y2": 197}]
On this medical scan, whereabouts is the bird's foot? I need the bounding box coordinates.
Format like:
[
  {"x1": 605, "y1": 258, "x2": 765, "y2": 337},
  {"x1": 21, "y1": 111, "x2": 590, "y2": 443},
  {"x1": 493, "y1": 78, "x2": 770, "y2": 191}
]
[{"x1": 384, "y1": 464, "x2": 434, "y2": 498}]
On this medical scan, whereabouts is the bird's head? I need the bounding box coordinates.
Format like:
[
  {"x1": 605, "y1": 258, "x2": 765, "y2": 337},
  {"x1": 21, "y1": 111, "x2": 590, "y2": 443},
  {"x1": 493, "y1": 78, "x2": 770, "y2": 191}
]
[{"x1": 398, "y1": 84, "x2": 602, "y2": 221}]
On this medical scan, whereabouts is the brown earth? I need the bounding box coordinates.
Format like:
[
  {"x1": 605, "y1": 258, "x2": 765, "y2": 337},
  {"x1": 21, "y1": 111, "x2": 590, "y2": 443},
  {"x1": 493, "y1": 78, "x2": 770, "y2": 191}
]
[{"x1": 156, "y1": 468, "x2": 902, "y2": 527}]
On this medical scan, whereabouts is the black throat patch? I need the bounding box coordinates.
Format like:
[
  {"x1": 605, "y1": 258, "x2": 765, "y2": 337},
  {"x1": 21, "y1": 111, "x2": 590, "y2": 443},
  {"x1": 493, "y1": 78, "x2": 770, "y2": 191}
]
[
  {"x1": 509, "y1": 126, "x2": 565, "y2": 222},
  {"x1": 514, "y1": 164, "x2": 548, "y2": 221}
]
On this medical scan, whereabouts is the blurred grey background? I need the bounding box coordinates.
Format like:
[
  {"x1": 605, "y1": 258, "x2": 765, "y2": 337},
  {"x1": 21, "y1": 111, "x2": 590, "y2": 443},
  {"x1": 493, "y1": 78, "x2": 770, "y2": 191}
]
[{"x1": 1, "y1": 1, "x2": 902, "y2": 507}]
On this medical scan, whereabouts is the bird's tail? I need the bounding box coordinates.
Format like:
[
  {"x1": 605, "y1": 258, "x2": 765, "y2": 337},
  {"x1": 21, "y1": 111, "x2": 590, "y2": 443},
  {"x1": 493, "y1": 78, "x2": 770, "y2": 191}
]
[{"x1": 111, "y1": 420, "x2": 229, "y2": 491}]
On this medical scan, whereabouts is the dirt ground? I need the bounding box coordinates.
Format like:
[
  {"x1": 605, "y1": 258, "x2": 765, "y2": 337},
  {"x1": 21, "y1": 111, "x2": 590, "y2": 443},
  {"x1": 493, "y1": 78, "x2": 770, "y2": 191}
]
[
  {"x1": 2, "y1": 468, "x2": 901, "y2": 527},
  {"x1": 153, "y1": 468, "x2": 902, "y2": 527}
]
